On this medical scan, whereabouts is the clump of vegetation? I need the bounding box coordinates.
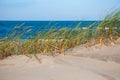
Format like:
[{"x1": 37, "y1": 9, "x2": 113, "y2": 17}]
[
  {"x1": 93, "y1": 11, "x2": 120, "y2": 44},
  {"x1": 0, "y1": 11, "x2": 120, "y2": 59}
]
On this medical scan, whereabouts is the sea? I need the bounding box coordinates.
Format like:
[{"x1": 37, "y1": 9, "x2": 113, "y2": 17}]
[{"x1": 0, "y1": 21, "x2": 100, "y2": 39}]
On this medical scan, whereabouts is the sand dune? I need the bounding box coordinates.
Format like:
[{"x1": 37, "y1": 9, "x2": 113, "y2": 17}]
[{"x1": 0, "y1": 41, "x2": 120, "y2": 80}]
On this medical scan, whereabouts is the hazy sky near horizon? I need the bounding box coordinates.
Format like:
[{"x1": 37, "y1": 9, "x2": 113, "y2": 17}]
[{"x1": 0, "y1": 0, "x2": 120, "y2": 20}]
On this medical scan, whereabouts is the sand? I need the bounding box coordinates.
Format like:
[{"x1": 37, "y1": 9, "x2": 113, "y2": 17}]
[{"x1": 0, "y1": 39, "x2": 120, "y2": 80}]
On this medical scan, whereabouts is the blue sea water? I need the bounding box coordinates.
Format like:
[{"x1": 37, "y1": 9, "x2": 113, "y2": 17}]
[{"x1": 0, "y1": 21, "x2": 99, "y2": 39}]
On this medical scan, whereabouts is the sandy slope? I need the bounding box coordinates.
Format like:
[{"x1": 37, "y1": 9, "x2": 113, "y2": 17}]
[{"x1": 0, "y1": 40, "x2": 120, "y2": 80}]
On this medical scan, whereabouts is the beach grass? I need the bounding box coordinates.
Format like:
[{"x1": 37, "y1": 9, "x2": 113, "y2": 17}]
[{"x1": 0, "y1": 11, "x2": 120, "y2": 59}]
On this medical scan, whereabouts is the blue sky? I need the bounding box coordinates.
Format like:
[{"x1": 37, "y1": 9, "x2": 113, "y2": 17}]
[{"x1": 0, "y1": 0, "x2": 120, "y2": 20}]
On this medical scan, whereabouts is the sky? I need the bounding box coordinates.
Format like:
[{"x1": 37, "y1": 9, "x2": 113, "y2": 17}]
[{"x1": 0, "y1": 0, "x2": 120, "y2": 20}]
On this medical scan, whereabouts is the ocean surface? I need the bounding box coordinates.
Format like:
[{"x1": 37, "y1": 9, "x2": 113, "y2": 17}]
[{"x1": 0, "y1": 21, "x2": 99, "y2": 39}]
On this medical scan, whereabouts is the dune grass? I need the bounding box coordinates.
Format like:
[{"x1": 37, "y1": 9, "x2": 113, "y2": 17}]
[{"x1": 0, "y1": 11, "x2": 120, "y2": 59}]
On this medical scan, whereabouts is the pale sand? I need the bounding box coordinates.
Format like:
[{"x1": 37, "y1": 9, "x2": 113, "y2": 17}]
[{"x1": 0, "y1": 39, "x2": 120, "y2": 80}]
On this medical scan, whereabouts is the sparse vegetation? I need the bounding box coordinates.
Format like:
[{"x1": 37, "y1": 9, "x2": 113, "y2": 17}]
[{"x1": 0, "y1": 11, "x2": 120, "y2": 59}]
